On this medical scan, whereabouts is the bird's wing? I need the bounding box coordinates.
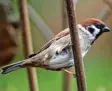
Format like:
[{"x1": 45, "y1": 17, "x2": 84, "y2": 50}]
[
  {"x1": 38, "y1": 28, "x2": 69, "y2": 53},
  {"x1": 28, "y1": 38, "x2": 58, "y2": 58},
  {"x1": 29, "y1": 29, "x2": 69, "y2": 58},
  {"x1": 46, "y1": 41, "x2": 72, "y2": 70},
  {"x1": 55, "y1": 41, "x2": 71, "y2": 55},
  {"x1": 37, "y1": 37, "x2": 59, "y2": 54}
]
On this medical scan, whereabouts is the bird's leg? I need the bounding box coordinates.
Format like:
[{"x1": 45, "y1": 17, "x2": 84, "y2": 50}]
[{"x1": 62, "y1": 68, "x2": 76, "y2": 77}]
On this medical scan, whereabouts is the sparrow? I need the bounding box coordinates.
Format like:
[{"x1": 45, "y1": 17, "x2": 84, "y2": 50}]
[{"x1": 1, "y1": 18, "x2": 111, "y2": 75}]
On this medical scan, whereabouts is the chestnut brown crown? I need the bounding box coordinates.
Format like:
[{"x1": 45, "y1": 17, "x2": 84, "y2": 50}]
[
  {"x1": 80, "y1": 18, "x2": 111, "y2": 44},
  {"x1": 80, "y1": 18, "x2": 111, "y2": 34}
]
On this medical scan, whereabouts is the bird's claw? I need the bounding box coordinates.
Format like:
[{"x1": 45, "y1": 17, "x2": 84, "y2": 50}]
[
  {"x1": 62, "y1": 68, "x2": 76, "y2": 78},
  {"x1": 73, "y1": 74, "x2": 76, "y2": 78}
]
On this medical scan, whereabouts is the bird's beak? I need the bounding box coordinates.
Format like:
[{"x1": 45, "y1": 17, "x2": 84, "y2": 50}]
[{"x1": 102, "y1": 26, "x2": 111, "y2": 32}]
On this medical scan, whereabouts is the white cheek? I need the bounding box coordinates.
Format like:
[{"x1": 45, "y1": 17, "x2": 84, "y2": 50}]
[
  {"x1": 91, "y1": 25, "x2": 100, "y2": 36},
  {"x1": 93, "y1": 28, "x2": 100, "y2": 35},
  {"x1": 89, "y1": 36, "x2": 95, "y2": 40}
]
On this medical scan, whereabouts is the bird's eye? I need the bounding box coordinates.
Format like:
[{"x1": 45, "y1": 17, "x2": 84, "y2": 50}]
[
  {"x1": 95, "y1": 23, "x2": 101, "y2": 29},
  {"x1": 88, "y1": 27, "x2": 95, "y2": 34}
]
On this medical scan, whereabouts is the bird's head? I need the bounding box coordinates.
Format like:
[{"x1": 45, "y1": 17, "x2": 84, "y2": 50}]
[{"x1": 80, "y1": 18, "x2": 111, "y2": 43}]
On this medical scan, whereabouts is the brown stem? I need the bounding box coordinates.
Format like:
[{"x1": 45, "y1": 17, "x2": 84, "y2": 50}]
[
  {"x1": 65, "y1": 0, "x2": 87, "y2": 91},
  {"x1": 62, "y1": 1, "x2": 72, "y2": 91},
  {"x1": 103, "y1": 0, "x2": 112, "y2": 9},
  {"x1": 18, "y1": 0, "x2": 39, "y2": 91},
  {"x1": 99, "y1": 8, "x2": 111, "y2": 21}
]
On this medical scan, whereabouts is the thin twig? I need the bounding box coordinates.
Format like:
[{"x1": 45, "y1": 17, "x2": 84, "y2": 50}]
[
  {"x1": 62, "y1": 1, "x2": 72, "y2": 91},
  {"x1": 19, "y1": 0, "x2": 39, "y2": 91},
  {"x1": 99, "y1": 0, "x2": 112, "y2": 21},
  {"x1": 103, "y1": 0, "x2": 112, "y2": 9},
  {"x1": 98, "y1": 8, "x2": 111, "y2": 21},
  {"x1": 28, "y1": 4, "x2": 54, "y2": 40},
  {"x1": 65, "y1": 0, "x2": 87, "y2": 91}
]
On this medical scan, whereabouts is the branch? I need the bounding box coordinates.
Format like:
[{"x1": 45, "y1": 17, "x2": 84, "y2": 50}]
[
  {"x1": 62, "y1": 1, "x2": 71, "y2": 91},
  {"x1": 28, "y1": 4, "x2": 54, "y2": 40},
  {"x1": 103, "y1": 0, "x2": 112, "y2": 9},
  {"x1": 98, "y1": 8, "x2": 111, "y2": 21},
  {"x1": 19, "y1": 0, "x2": 39, "y2": 91},
  {"x1": 65, "y1": 0, "x2": 87, "y2": 91}
]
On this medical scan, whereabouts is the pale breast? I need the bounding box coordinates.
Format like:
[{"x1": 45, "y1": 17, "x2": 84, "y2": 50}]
[
  {"x1": 78, "y1": 25, "x2": 92, "y2": 57},
  {"x1": 50, "y1": 25, "x2": 93, "y2": 57}
]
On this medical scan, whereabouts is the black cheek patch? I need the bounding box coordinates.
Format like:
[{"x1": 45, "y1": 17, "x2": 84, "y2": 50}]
[{"x1": 88, "y1": 27, "x2": 95, "y2": 34}]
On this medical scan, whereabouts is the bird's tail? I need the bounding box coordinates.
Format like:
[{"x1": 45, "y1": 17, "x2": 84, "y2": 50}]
[{"x1": 1, "y1": 61, "x2": 24, "y2": 74}]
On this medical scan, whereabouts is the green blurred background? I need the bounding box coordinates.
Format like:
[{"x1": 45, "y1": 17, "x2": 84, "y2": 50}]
[{"x1": 0, "y1": 0, "x2": 112, "y2": 91}]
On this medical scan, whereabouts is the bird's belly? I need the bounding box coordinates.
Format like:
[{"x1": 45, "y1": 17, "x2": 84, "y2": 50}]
[
  {"x1": 45, "y1": 48, "x2": 74, "y2": 70},
  {"x1": 47, "y1": 59, "x2": 74, "y2": 70}
]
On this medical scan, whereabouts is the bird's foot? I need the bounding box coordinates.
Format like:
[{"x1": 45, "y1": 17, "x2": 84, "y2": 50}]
[{"x1": 62, "y1": 68, "x2": 76, "y2": 78}]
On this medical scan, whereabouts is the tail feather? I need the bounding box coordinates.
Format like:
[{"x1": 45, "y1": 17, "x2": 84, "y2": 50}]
[{"x1": 1, "y1": 61, "x2": 24, "y2": 74}]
